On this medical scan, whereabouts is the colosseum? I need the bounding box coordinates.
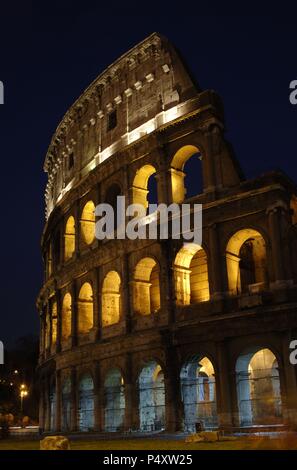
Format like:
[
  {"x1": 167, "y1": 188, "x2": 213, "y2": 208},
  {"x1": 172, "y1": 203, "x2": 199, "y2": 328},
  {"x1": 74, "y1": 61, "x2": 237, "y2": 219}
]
[{"x1": 37, "y1": 32, "x2": 297, "y2": 434}]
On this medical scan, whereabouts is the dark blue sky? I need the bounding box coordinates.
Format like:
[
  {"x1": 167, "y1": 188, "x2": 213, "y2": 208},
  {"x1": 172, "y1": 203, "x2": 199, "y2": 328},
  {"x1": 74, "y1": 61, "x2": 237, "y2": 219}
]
[{"x1": 0, "y1": 3, "x2": 296, "y2": 345}]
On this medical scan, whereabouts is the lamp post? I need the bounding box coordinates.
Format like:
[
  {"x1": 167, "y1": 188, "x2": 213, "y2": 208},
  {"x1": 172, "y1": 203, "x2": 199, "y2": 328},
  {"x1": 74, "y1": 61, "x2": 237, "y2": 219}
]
[{"x1": 20, "y1": 384, "x2": 28, "y2": 416}]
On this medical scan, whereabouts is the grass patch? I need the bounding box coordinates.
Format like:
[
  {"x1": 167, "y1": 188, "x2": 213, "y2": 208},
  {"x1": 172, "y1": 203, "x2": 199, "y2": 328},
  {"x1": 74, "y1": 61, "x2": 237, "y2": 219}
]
[{"x1": 0, "y1": 437, "x2": 297, "y2": 451}]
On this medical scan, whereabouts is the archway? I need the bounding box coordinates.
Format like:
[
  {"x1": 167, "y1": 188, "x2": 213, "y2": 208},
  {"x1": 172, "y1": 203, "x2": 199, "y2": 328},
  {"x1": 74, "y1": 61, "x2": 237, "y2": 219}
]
[
  {"x1": 236, "y1": 348, "x2": 282, "y2": 426},
  {"x1": 174, "y1": 243, "x2": 209, "y2": 305},
  {"x1": 78, "y1": 374, "x2": 94, "y2": 431},
  {"x1": 133, "y1": 258, "x2": 160, "y2": 315},
  {"x1": 226, "y1": 229, "x2": 268, "y2": 295},
  {"x1": 64, "y1": 216, "x2": 75, "y2": 260},
  {"x1": 78, "y1": 283, "x2": 93, "y2": 334},
  {"x1": 104, "y1": 369, "x2": 125, "y2": 432},
  {"x1": 102, "y1": 271, "x2": 121, "y2": 326},
  {"x1": 61, "y1": 378, "x2": 71, "y2": 432},
  {"x1": 132, "y1": 164, "x2": 157, "y2": 211},
  {"x1": 171, "y1": 145, "x2": 202, "y2": 203},
  {"x1": 180, "y1": 356, "x2": 217, "y2": 432},
  {"x1": 80, "y1": 201, "x2": 95, "y2": 245},
  {"x1": 138, "y1": 361, "x2": 165, "y2": 431},
  {"x1": 61, "y1": 293, "x2": 72, "y2": 344}
]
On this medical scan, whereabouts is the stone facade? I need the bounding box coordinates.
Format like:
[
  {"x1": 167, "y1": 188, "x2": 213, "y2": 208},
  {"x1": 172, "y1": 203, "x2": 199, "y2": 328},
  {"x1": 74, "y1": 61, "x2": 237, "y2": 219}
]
[{"x1": 37, "y1": 33, "x2": 297, "y2": 433}]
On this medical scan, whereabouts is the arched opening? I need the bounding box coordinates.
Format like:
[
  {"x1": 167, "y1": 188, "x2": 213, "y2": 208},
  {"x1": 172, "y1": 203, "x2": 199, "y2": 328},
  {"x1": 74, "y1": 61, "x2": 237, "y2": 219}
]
[
  {"x1": 236, "y1": 348, "x2": 282, "y2": 427},
  {"x1": 180, "y1": 356, "x2": 217, "y2": 432},
  {"x1": 174, "y1": 243, "x2": 209, "y2": 305},
  {"x1": 104, "y1": 369, "x2": 125, "y2": 432},
  {"x1": 102, "y1": 271, "x2": 121, "y2": 327},
  {"x1": 51, "y1": 301, "x2": 57, "y2": 348},
  {"x1": 226, "y1": 229, "x2": 268, "y2": 295},
  {"x1": 61, "y1": 378, "x2": 71, "y2": 432},
  {"x1": 61, "y1": 293, "x2": 72, "y2": 343},
  {"x1": 64, "y1": 216, "x2": 75, "y2": 261},
  {"x1": 80, "y1": 201, "x2": 95, "y2": 245},
  {"x1": 132, "y1": 164, "x2": 157, "y2": 211},
  {"x1": 78, "y1": 374, "x2": 94, "y2": 431},
  {"x1": 78, "y1": 282, "x2": 93, "y2": 334},
  {"x1": 49, "y1": 382, "x2": 56, "y2": 431},
  {"x1": 171, "y1": 145, "x2": 202, "y2": 203},
  {"x1": 133, "y1": 258, "x2": 161, "y2": 315},
  {"x1": 138, "y1": 361, "x2": 165, "y2": 432}
]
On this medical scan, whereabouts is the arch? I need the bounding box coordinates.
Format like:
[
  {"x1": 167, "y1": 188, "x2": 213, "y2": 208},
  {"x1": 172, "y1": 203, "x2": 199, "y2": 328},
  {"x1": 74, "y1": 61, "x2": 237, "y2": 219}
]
[
  {"x1": 102, "y1": 271, "x2": 121, "y2": 327},
  {"x1": 174, "y1": 243, "x2": 209, "y2": 305},
  {"x1": 64, "y1": 216, "x2": 75, "y2": 261},
  {"x1": 104, "y1": 368, "x2": 125, "y2": 432},
  {"x1": 138, "y1": 361, "x2": 165, "y2": 432},
  {"x1": 226, "y1": 228, "x2": 268, "y2": 295},
  {"x1": 180, "y1": 356, "x2": 217, "y2": 432},
  {"x1": 78, "y1": 374, "x2": 94, "y2": 431},
  {"x1": 236, "y1": 347, "x2": 282, "y2": 426},
  {"x1": 61, "y1": 293, "x2": 72, "y2": 342},
  {"x1": 61, "y1": 377, "x2": 71, "y2": 432},
  {"x1": 171, "y1": 145, "x2": 202, "y2": 203},
  {"x1": 132, "y1": 164, "x2": 157, "y2": 209},
  {"x1": 78, "y1": 282, "x2": 94, "y2": 334},
  {"x1": 80, "y1": 201, "x2": 95, "y2": 245},
  {"x1": 133, "y1": 257, "x2": 160, "y2": 315}
]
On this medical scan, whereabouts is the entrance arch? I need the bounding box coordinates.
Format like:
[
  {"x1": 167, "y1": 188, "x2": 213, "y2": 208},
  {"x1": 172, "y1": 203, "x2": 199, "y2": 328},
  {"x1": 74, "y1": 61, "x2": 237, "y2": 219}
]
[
  {"x1": 171, "y1": 145, "x2": 202, "y2": 203},
  {"x1": 180, "y1": 356, "x2": 217, "y2": 432},
  {"x1": 236, "y1": 348, "x2": 282, "y2": 426},
  {"x1": 138, "y1": 361, "x2": 165, "y2": 431},
  {"x1": 104, "y1": 368, "x2": 125, "y2": 432},
  {"x1": 78, "y1": 374, "x2": 94, "y2": 431}
]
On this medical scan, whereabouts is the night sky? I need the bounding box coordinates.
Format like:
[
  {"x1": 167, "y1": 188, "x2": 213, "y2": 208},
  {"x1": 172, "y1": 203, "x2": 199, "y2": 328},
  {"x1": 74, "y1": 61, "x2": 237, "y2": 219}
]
[{"x1": 0, "y1": 3, "x2": 296, "y2": 346}]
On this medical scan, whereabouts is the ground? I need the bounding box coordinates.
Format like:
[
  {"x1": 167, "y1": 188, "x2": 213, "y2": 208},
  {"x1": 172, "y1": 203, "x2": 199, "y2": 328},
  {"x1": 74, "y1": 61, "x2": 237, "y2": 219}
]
[{"x1": 1, "y1": 436, "x2": 297, "y2": 450}]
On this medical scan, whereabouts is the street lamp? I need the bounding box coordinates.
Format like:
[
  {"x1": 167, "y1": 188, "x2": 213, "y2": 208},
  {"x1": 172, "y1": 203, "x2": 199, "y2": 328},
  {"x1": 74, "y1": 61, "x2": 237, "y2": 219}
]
[{"x1": 19, "y1": 384, "x2": 28, "y2": 415}]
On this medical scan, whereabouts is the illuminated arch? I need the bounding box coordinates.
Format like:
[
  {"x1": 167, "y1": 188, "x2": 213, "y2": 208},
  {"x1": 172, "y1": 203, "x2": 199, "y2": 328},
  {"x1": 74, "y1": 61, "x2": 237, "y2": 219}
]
[
  {"x1": 80, "y1": 201, "x2": 95, "y2": 245},
  {"x1": 132, "y1": 164, "x2": 157, "y2": 209},
  {"x1": 226, "y1": 229, "x2": 268, "y2": 295},
  {"x1": 78, "y1": 374, "x2": 94, "y2": 431},
  {"x1": 171, "y1": 145, "x2": 202, "y2": 203},
  {"x1": 64, "y1": 216, "x2": 75, "y2": 260},
  {"x1": 102, "y1": 271, "x2": 121, "y2": 327},
  {"x1": 180, "y1": 356, "x2": 217, "y2": 431},
  {"x1": 61, "y1": 293, "x2": 72, "y2": 342},
  {"x1": 174, "y1": 243, "x2": 209, "y2": 305},
  {"x1": 104, "y1": 368, "x2": 125, "y2": 432},
  {"x1": 78, "y1": 282, "x2": 94, "y2": 334},
  {"x1": 133, "y1": 257, "x2": 160, "y2": 315},
  {"x1": 138, "y1": 361, "x2": 165, "y2": 431},
  {"x1": 236, "y1": 348, "x2": 282, "y2": 426},
  {"x1": 51, "y1": 301, "x2": 57, "y2": 346}
]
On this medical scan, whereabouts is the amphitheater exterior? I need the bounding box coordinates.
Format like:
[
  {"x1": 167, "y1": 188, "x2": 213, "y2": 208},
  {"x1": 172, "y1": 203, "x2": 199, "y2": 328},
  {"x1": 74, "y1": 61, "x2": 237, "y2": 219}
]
[{"x1": 37, "y1": 33, "x2": 297, "y2": 433}]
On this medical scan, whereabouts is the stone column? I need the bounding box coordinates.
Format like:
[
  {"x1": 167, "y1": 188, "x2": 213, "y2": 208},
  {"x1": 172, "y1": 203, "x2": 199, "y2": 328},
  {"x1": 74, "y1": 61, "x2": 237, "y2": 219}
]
[
  {"x1": 55, "y1": 370, "x2": 62, "y2": 432},
  {"x1": 55, "y1": 290, "x2": 62, "y2": 354},
  {"x1": 215, "y1": 341, "x2": 233, "y2": 429},
  {"x1": 92, "y1": 361, "x2": 103, "y2": 432},
  {"x1": 92, "y1": 268, "x2": 100, "y2": 341},
  {"x1": 123, "y1": 254, "x2": 133, "y2": 333},
  {"x1": 39, "y1": 380, "x2": 45, "y2": 431},
  {"x1": 268, "y1": 207, "x2": 285, "y2": 283},
  {"x1": 70, "y1": 367, "x2": 78, "y2": 432},
  {"x1": 164, "y1": 345, "x2": 184, "y2": 432},
  {"x1": 124, "y1": 354, "x2": 133, "y2": 431},
  {"x1": 209, "y1": 224, "x2": 223, "y2": 298},
  {"x1": 203, "y1": 129, "x2": 217, "y2": 193},
  {"x1": 70, "y1": 281, "x2": 78, "y2": 348},
  {"x1": 44, "y1": 377, "x2": 50, "y2": 432}
]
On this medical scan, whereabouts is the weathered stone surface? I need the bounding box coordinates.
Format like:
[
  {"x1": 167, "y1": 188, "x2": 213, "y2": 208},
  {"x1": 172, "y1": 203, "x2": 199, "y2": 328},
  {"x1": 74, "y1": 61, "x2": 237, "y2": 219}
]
[
  {"x1": 185, "y1": 431, "x2": 219, "y2": 443},
  {"x1": 40, "y1": 436, "x2": 70, "y2": 450}
]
